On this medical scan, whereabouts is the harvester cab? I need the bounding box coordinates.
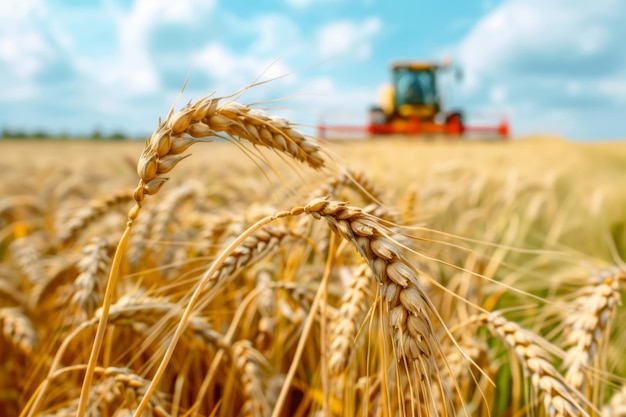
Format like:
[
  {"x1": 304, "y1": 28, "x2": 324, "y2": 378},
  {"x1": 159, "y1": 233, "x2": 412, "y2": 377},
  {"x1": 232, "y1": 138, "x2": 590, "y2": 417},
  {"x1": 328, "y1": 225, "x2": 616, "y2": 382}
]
[
  {"x1": 391, "y1": 61, "x2": 441, "y2": 118},
  {"x1": 369, "y1": 59, "x2": 464, "y2": 136}
]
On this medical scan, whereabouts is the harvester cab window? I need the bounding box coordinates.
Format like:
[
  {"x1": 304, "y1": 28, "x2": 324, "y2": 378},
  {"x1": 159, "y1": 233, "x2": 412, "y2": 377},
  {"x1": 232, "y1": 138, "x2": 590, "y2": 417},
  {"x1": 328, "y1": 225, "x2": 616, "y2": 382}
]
[{"x1": 395, "y1": 68, "x2": 437, "y2": 108}]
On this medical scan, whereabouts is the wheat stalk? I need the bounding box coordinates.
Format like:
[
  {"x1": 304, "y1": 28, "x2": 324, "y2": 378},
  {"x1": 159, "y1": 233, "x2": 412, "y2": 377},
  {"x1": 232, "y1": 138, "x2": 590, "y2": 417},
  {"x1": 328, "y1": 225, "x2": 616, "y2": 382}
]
[{"x1": 78, "y1": 91, "x2": 326, "y2": 417}]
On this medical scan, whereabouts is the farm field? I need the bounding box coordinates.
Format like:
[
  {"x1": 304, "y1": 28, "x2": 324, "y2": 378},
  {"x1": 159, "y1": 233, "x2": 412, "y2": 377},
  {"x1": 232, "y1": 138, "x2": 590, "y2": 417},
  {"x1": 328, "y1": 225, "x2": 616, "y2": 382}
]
[{"x1": 1, "y1": 133, "x2": 626, "y2": 417}]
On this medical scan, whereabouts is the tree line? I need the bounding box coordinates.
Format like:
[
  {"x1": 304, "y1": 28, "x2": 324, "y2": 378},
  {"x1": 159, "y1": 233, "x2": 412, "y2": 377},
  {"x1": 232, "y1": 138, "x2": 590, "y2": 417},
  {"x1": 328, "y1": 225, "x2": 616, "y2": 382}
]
[{"x1": 1, "y1": 128, "x2": 136, "y2": 140}]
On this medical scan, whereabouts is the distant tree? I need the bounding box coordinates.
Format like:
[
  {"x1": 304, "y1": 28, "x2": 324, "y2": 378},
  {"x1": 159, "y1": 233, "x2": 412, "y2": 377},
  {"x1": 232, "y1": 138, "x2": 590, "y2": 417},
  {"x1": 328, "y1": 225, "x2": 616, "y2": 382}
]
[
  {"x1": 108, "y1": 131, "x2": 127, "y2": 141},
  {"x1": 90, "y1": 129, "x2": 103, "y2": 141},
  {"x1": 32, "y1": 130, "x2": 50, "y2": 139},
  {"x1": 2, "y1": 128, "x2": 27, "y2": 139}
]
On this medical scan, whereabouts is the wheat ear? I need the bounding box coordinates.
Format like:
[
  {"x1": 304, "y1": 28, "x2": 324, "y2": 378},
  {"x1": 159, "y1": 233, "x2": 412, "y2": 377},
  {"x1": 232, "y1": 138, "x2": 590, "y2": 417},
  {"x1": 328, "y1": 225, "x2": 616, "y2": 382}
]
[
  {"x1": 312, "y1": 170, "x2": 385, "y2": 202},
  {"x1": 232, "y1": 340, "x2": 271, "y2": 417},
  {"x1": 133, "y1": 95, "x2": 324, "y2": 208},
  {"x1": 601, "y1": 384, "x2": 626, "y2": 416},
  {"x1": 478, "y1": 312, "x2": 591, "y2": 417},
  {"x1": 68, "y1": 237, "x2": 111, "y2": 321},
  {"x1": 301, "y1": 197, "x2": 448, "y2": 413},
  {"x1": 329, "y1": 263, "x2": 372, "y2": 376},
  {"x1": 302, "y1": 198, "x2": 439, "y2": 363},
  {"x1": 9, "y1": 234, "x2": 46, "y2": 284},
  {"x1": 0, "y1": 307, "x2": 38, "y2": 356},
  {"x1": 57, "y1": 190, "x2": 133, "y2": 245},
  {"x1": 98, "y1": 295, "x2": 223, "y2": 344},
  {"x1": 562, "y1": 269, "x2": 622, "y2": 393}
]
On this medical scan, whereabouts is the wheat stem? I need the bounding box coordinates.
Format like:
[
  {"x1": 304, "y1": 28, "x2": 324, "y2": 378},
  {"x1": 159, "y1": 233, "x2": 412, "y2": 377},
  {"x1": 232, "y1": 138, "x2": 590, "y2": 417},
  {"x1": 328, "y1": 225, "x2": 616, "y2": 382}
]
[
  {"x1": 270, "y1": 234, "x2": 337, "y2": 417},
  {"x1": 76, "y1": 223, "x2": 132, "y2": 417}
]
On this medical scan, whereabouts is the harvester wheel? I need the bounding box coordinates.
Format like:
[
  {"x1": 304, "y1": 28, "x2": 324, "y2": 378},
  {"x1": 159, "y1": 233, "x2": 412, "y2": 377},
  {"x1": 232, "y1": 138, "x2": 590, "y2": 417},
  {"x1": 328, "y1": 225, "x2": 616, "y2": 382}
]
[{"x1": 445, "y1": 112, "x2": 464, "y2": 136}]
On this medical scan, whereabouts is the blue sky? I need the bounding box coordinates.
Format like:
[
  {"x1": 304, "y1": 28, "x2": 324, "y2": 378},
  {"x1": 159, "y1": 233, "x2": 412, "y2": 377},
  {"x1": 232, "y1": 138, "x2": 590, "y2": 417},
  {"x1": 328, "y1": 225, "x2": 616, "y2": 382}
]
[{"x1": 1, "y1": 0, "x2": 625, "y2": 139}]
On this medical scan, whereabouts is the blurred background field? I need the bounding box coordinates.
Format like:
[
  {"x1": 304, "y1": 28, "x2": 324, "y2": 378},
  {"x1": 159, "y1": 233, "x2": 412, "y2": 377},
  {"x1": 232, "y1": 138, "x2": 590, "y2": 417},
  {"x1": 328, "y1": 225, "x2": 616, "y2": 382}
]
[
  {"x1": 0, "y1": 136, "x2": 626, "y2": 257},
  {"x1": 3, "y1": 135, "x2": 625, "y2": 266},
  {"x1": 2, "y1": 134, "x2": 626, "y2": 416}
]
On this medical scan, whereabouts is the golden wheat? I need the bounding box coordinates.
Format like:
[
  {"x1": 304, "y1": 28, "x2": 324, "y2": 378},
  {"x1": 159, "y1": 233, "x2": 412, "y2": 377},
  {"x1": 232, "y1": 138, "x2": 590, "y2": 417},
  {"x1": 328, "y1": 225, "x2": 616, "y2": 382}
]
[{"x1": 1, "y1": 84, "x2": 625, "y2": 417}]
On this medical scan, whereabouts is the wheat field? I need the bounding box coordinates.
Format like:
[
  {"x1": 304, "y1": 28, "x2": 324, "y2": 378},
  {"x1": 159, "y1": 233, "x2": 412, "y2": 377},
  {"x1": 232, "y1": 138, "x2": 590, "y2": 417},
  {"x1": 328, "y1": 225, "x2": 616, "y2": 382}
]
[{"x1": 1, "y1": 94, "x2": 626, "y2": 417}]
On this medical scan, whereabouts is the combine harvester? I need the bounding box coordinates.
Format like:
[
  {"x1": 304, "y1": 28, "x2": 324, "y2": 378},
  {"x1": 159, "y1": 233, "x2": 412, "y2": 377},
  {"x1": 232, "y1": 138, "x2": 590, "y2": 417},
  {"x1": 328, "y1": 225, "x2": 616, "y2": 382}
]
[{"x1": 318, "y1": 59, "x2": 510, "y2": 140}]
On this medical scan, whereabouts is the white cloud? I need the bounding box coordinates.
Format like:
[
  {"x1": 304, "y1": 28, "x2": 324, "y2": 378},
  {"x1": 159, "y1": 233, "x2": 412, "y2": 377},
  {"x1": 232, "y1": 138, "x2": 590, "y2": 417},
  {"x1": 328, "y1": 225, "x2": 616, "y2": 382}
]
[
  {"x1": 286, "y1": 0, "x2": 314, "y2": 7},
  {"x1": 453, "y1": 0, "x2": 626, "y2": 138},
  {"x1": 0, "y1": 0, "x2": 42, "y2": 18},
  {"x1": 597, "y1": 80, "x2": 626, "y2": 104},
  {"x1": 458, "y1": 0, "x2": 624, "y2": 87},
  {"x1": 285, "y1": 0, "x2": 340, "y2": 9},
  {"x1": 114, "y1": 0, "x2": 216, "y2": 95},
  {"x1": 194, "y1": 42, "x2": 293, "y2": 93},
  {"x1": 125, "y1": 0, "x2": 217, "y2": 30},
  {"x1": 578, "y1": 26, "x2": 609, "y2": 56},
  {"x1": 250, "y1": 14, "x2": 302, "y2": 55},
  {"x1": 317, "y1": 18, "x2": 381, "y2": 60},
  {"x1": 0, "y1": 0, "x2": 53, "y2": 82},
  {"x1": 0, "y1": 0, "x2": 383, "y2": 136},
  {"x1": 489, "y1": 86, "x2": 507, "y2": 104},
  {"x1": 0, "y1": 32, "x2": 51, "y2": 79},
  {"x1": 70, "y1": 0, "x2": 217, "y2": 98}
]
